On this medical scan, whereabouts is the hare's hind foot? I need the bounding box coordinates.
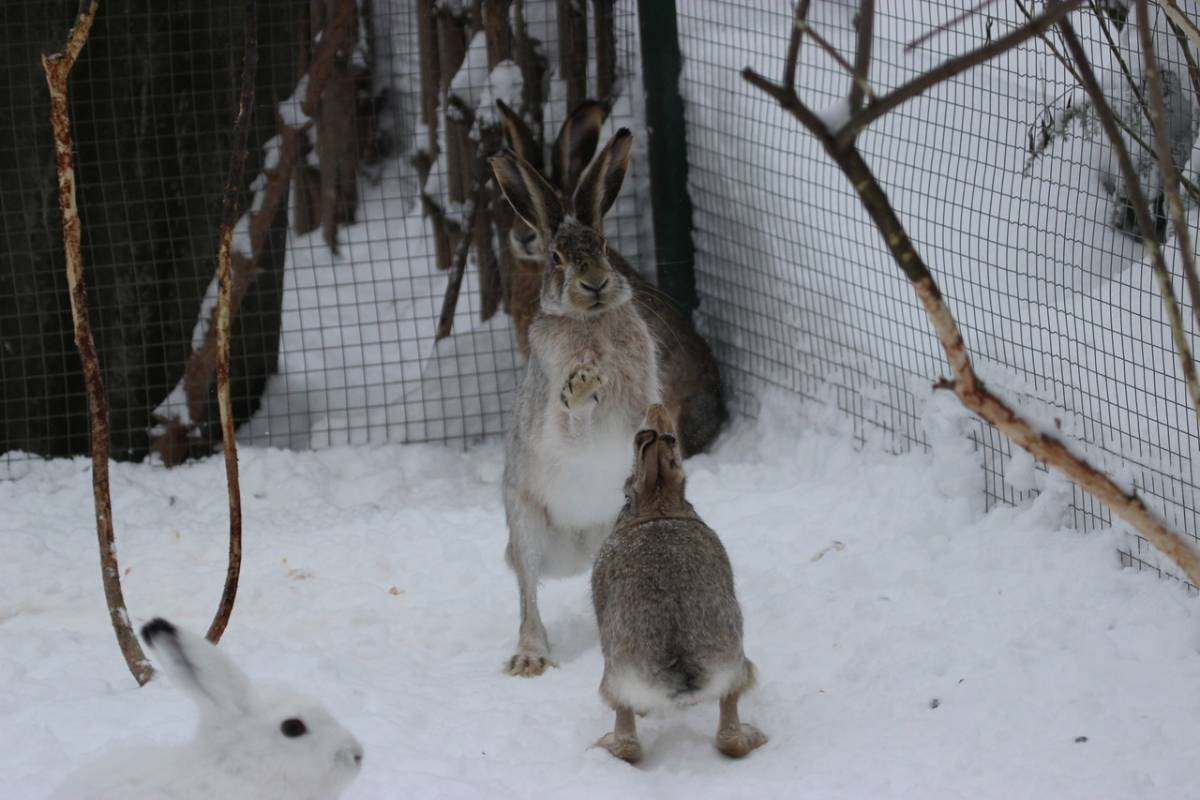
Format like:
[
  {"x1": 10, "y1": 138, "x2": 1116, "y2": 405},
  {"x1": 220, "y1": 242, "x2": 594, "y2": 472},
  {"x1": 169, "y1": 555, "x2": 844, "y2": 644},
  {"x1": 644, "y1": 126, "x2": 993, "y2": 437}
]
[
  {"x1": 505, "y1": 651, "x2": 555, "y2": 677},
  {"x1": 715, "y1": 693, "x2": 767, "y2": 758},
  {"x1": 561, "y1": 367, "x2": 604, "y2": 410},
  {"x1": 596, "y1": 707, "x2": 642, "y2": 764},
  {"x1": 716, "y1": 723, "x2": 767, "y2": 758}
]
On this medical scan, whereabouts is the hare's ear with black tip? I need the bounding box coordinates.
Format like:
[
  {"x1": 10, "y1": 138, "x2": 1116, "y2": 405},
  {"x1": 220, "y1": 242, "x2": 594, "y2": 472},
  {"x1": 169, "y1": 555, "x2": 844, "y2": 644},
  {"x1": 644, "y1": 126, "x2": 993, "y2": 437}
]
[
  {"x1": 496, "y1": 99, "x2": 543, "y2": 174},
  {"x1": 142, "y1": 618, "x2": 253, "y2": 717},
  {"x1": 491, "y1": 150, "x2": 564, "y2": 239},
  {"x1": 571, "y1": 128, "x2": 632, "y2": 233},
  {"x1": 552, "y1": 100, "x2": 606, "y2": 193}
]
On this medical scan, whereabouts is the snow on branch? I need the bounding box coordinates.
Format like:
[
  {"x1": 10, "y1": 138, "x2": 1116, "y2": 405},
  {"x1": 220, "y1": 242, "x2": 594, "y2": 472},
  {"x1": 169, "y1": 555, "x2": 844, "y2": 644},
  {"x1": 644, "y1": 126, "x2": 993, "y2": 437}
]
[{"x1": 742, "y1": 0, "x2": 1200, "y2": 588}]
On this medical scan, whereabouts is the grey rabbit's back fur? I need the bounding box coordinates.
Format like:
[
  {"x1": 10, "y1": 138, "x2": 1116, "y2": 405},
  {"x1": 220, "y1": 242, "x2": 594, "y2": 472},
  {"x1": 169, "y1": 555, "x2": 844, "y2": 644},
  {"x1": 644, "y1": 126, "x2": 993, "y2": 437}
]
[
  {"x1": 589, "y1": 405, "x2": 765, "y2": 762},
  {"x1": 592, "y1": 516, "x2": 752, "y2": 708}
]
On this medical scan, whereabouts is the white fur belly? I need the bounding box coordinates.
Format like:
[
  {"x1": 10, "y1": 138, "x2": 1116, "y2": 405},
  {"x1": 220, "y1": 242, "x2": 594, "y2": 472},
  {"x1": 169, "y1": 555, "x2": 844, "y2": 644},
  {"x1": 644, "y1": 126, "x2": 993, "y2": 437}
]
[{"x1": 535, "y1": 422, "x2": 632, "y2": 531}]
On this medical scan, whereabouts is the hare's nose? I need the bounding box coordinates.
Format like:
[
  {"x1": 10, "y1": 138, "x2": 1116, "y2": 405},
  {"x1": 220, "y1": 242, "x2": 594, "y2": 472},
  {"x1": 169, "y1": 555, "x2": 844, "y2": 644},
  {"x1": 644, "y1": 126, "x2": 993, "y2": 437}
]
[{"x1": 580, "y1": 277, "x2": 609, "y2": 295}]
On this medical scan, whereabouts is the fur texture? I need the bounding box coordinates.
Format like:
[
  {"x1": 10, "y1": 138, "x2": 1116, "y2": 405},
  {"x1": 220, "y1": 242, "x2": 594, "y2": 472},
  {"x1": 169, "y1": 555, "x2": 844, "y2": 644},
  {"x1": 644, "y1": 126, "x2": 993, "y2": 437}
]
[
  {"x1": 497, "y1": 100, "x2": 727, "y2": 456},
  {"x1": 50, "y1": 619, "x2": 363, "y2": 800},
  {"x1": 590, "y1": 406, "x2": 766, "y2": 762},
  {"x1": 494, "y1": 131, "x2": 661, "y2": 677}
]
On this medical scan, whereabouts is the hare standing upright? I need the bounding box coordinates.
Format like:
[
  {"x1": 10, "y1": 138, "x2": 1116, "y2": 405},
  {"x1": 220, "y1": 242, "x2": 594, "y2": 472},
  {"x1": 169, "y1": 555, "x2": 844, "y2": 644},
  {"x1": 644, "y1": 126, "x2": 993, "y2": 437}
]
[
  {"x1": 492, "y1": 130, "x2": 661, "y2": 677},
  {"x1": 496, "y1": 99, "x2": 727, "y2": 457},
  {"x1": 50, "y1": 618, "x2": 363, "y2": 799},
  {"x1": 591, "y1": 405, "x2": 766, "y2": 763}
]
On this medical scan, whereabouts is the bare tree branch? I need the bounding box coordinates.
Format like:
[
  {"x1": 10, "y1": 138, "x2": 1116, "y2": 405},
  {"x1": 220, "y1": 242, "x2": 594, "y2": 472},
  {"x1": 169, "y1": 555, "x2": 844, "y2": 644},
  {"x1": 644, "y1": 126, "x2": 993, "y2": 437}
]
[
  {"x1": 906, "y1": 0, "x2": 1001, "y2": 53},
  {"x1": 1056, "y1": 18, "x2": 1200, "y2": 425},
  {"x1": 741, "y1": 1, "x2": 1200, "y2": 589},
  {"x1": 43, "y1": 0, "x2": 155, "y2": 686},
  {"x1": 836, "y1": 0, "x2": 1085, "y2": 147},
  {"x1": 783, "y1": 0, "x2": 813, "y2": 89},
  {"x1": 849, "y1": 0, "x2": 875, "y2": 112},
  {"x1": 1135, "y1": 0, "x2": 1200, "y2": 364},
  {"x1": 206, "y1": 0, "x2": 257, "y2": 646}
]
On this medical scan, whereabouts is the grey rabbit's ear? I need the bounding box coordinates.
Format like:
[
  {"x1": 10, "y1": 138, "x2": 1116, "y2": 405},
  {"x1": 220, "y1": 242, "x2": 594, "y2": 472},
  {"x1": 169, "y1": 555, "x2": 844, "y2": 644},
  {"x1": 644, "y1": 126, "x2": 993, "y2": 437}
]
[
  {"x1": 571, "y1": 128, "x2": 632, "y2": 233},
  {"x1": 552, "y1": 100, "x2": 606, "y2": 194},
  {"x1": 142, "y1": 618, "x2": 253, "y2": 717},
  {"x1": 491, "y1": 149, "x2": 565, "y2": 239},
  {"x1": 496, "y1": 99, "x2": 543, "y2": 174}
]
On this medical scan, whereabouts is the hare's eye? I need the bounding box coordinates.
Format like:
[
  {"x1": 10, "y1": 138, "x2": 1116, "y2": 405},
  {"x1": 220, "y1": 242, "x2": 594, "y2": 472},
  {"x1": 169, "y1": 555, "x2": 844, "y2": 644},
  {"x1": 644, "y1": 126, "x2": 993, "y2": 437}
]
[
  {"x1": 551, "y1": 250, "x2": 564, "y2": 267},
  {"x1": 280, "y1": 718, "x2": 308, "y2": 738}
]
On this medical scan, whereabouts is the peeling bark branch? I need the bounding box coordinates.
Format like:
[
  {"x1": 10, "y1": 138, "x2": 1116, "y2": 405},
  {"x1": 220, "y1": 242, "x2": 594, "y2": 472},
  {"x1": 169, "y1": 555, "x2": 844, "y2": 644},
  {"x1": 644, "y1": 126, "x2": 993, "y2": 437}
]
[
  {"x1": 43, "y1": 0, "x2": 154, "y2": 686},
  {"x1": 742, "y1": 2, "x2": 1200, "y2": 589},
  {"x1": 206, "y1": 0, "x2": 257, "y2": 646}
]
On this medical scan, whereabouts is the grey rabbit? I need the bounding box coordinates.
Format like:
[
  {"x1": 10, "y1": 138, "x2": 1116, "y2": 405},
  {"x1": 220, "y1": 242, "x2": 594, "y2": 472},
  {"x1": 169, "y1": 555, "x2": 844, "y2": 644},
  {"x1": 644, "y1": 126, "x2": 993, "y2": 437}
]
[
  {"x1": 591, "y1": 404, "x2": 766, "y2": 763},
  {"x1": 492, "y1": 129, "x2": 662, "y2": 677},
  {"x1": 496, "y1": 99, "x2": 727, "y2": 457}
]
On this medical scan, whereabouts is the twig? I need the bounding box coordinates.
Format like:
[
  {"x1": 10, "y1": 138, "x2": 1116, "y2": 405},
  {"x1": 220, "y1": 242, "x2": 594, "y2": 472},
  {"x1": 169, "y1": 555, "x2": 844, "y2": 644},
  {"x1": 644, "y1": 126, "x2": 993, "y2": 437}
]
[
  {"x1": 741, "y1": 1, "x2": 1200, "y2": 589},
  {"x1": 436, "y1": 198, "x2": 479, "y2": 340},
  {"x1": 206, "y1": 0, "x2": 257, "y2": 646},
  {"x1": 43, "y1": 0, "x2": 154, "y2": 686},
  {"x1": 849, "y1": 0, "x2": 875, "y2": 112},
  {"x1": 783, "y1": 0, "x2": 813, "y2": 89},
  {"x1": 1136, "y1": 0, "x2": 1200, "y2": 359},
  {"x1": 837, "y1": 0, "x2": 1085, "y2": 147},
  {"x1": 905, "y1": 0, "x2": 1001, "y2": 52},
  {"x1": 1057, "y1": 17, "x2": 1200, "y2": 427}
]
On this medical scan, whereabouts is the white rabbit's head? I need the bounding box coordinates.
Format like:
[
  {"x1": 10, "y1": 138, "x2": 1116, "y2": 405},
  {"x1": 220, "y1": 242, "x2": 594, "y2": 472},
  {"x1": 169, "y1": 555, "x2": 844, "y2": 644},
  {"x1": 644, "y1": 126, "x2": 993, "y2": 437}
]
[{"x1": 142, "y1": 618, "x2": 363, "y2": 798}]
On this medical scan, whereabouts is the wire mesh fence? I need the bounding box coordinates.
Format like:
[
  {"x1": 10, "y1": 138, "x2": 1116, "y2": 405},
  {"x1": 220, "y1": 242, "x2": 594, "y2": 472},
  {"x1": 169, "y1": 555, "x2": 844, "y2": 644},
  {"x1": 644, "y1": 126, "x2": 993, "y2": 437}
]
[
  {"x1": 677, "y1": 1, "x2": 1200, "y2": 581},
  {"x1": 0, "y1": 0, "x2": 647, "y2": 474},
  {"x1": 4, "y1": 1, "x2": 1199, "y2": 583}
]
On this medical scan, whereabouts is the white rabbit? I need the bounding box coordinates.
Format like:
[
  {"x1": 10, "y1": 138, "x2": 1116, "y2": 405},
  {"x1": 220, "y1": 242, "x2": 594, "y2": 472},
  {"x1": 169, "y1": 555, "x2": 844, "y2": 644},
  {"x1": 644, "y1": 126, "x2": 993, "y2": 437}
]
[{"x1": 50, "y1": 618, "x2": 363, "y2": 800}]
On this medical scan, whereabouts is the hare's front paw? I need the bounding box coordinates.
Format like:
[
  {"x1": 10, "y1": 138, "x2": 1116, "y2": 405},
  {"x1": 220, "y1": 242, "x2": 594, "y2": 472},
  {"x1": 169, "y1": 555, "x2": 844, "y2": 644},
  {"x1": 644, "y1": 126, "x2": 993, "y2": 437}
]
[{"x1": 560, "y1": 367, "x2": 604, "y2": 411}]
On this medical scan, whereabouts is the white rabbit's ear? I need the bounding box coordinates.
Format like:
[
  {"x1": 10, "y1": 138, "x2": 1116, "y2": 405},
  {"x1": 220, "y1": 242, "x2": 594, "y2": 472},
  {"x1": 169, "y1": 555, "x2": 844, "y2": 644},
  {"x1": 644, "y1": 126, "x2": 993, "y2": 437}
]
[
  {"x1": 142, "y1": 618, "x2": 253, "y2": 716},
  {"x1": 571, "y1": 128, "x2": 632, "y2": 233},
  {"x1": 491, "y1": 150, "x2": 564, "y2": 239}
]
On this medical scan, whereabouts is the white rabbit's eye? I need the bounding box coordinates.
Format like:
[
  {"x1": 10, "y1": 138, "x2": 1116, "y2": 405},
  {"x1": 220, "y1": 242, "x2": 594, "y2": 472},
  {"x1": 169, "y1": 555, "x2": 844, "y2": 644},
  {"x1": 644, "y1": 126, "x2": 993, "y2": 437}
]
[
  {"x1": 551, "y1": 250, "x2": 564, "y2": 268},
  {"x1": 280, "y1": 718, "x2": 308, "y2": 738}
]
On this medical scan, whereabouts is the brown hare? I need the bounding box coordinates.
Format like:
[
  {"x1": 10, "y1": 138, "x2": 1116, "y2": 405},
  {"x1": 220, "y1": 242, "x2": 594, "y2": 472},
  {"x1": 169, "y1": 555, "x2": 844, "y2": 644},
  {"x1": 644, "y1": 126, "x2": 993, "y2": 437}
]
[
  {"x1": 591, "y1": 405, "x2": 766, "y2": 763},
  {"x1": 496, "y1": 99, "x2": 727, "y2": 457},
  {"x1": 492, "y1": 130, "x2": 661, "y2": 677}
]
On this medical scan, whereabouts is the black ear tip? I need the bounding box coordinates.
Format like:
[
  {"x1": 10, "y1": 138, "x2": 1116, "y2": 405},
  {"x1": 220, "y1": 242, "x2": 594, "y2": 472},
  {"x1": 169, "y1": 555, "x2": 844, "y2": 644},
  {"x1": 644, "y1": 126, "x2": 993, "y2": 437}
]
[
  {"x1": 615, "y1": 128, "x2": 633, "y2": 140},
  {"x1": 141, "y1": 617, "x2": 178, "y2": 646}
]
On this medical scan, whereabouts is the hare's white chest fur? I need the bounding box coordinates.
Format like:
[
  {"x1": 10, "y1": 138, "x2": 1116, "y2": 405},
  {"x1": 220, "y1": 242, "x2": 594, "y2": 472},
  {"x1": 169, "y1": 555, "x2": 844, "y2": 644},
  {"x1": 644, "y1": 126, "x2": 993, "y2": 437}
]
[{"x1": 534, "y1": 411, "x2": 635, "y2": 531}]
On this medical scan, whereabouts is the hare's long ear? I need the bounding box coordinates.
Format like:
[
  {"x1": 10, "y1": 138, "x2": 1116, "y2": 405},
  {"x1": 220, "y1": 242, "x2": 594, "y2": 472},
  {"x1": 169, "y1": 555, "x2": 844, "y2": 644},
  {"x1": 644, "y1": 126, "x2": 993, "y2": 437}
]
[
  {"x1": 142, "y1": 618, "x2": 253, "y2": 716},
  {"x1": 633, "y1": 429, "x2": 660, "y2": 496},
  {"x1": 491, "y1": 150, "x2": 564, "y2": 239},
  {"x1": 552, "y1": 100, "x2": 606, "y2": 193},
  {"x1": 571, "y1": 128, "x2": 632, "y2": 232},
  {"x1": 496, "y1": 99, "x2": 543, "y2": 174}
]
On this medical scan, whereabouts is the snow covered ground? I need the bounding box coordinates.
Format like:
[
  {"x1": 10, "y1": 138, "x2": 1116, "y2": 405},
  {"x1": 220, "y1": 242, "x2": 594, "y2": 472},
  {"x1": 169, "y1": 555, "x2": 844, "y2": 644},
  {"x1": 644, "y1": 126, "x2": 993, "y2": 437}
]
[{"x1": 4, "y1": 404, "x2": 1200, "y2": 798}]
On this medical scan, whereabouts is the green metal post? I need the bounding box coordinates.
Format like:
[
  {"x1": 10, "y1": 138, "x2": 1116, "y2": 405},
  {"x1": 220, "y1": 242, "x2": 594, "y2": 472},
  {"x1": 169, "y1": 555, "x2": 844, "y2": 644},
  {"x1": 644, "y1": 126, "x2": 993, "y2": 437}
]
[{"x1": 637, "y1": 0, "x2": 697, "y2": 314}]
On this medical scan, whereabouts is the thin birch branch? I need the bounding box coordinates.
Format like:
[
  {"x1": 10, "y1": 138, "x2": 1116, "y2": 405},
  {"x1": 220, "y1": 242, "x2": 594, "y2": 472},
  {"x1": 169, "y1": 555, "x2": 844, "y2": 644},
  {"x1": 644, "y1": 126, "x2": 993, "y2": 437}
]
[
  {"x1": 849, "y1": 0, "x2": 875, "y2": 112},
  {"x1": 43, "y1": 0, "x2": 154, "y2": 686},
  {"x1": 1135, "y1": 0, "x2": 1200, "y2": 355},
  {"x1": 783, "y1": 0, "x2": 813, "y2": 89},
  {"x1": 836, "y1": 0, "x2": 1085, "y2": 147},
  {"x1": 741, "y1": 2, "x2": 1200, "y2": 589},
  {"x1": 206, "y1": 0, "x2": 257, "y2": 646},
  {"x1": 905, "y1": 0, "x2": 1001, "y2": 53},
  {"x1": 1056, "y1": 18, "x2": 1200, "y2": 426}
]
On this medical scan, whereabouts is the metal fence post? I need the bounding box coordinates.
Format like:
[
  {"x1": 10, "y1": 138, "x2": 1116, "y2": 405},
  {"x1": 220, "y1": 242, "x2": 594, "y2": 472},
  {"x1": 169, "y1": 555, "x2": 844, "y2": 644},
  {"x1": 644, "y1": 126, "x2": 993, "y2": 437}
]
[{"x1": 637, "y1": 0, "x2": 697, "y2": 315}]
